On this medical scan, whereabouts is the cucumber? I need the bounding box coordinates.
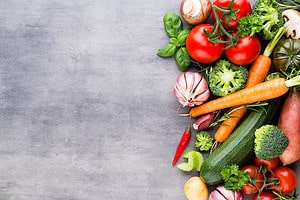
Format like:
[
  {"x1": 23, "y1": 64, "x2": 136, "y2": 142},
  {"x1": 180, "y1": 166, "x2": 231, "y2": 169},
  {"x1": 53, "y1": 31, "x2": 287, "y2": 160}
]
[{"x1": 199, "y1": 98, "x2": 281, "y2": 185}]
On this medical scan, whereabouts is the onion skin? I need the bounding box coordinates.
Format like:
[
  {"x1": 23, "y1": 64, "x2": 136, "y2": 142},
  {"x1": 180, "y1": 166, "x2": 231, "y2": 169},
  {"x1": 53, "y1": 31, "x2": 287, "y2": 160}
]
[
  {"x1": 193, "y1": 112, "x2": 215, "y2": 130},
  {"x1": 278, "y1": 87, "x2": 300, "y2": 165},
  {"x1": 174, "y1": 72, "x2": 210, "y2": 107},
  {"x1": 180, "y1": 0, "x2": 212, "y2": 25},
  {"x1": 209, "y1": 185, "x2": 244, "y2": 200}
]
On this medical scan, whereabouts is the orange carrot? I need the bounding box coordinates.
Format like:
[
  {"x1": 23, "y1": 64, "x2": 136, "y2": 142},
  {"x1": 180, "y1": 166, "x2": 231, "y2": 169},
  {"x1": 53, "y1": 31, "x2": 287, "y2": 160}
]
[
  {"x1": 243, "y1": 55, "x2": 271, "y2": 87},
  {"x1": 214, "y1": 55, "x2": 271, "y2": 142},
  {"x1": 189, "y1": 77, "x2": 297, "y2": 118},
  {"x1": 212, "y1": 27, "x2": 286, "y2": 143}
]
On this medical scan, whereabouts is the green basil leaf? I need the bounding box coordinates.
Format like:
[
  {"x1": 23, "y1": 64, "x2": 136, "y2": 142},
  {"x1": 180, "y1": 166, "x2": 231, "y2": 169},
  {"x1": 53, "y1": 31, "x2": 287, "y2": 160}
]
[
  {"x1": 163, "y1": 11, "x2": 183, "y2": 38},
  {"x1": 169, "y1": 37, "x2": 181, "y2": 47},
  {"x1": 177, "y1": 28, "x2": 191, "y2": 46},
  {"x1": 157, "y1": 43, "x2": 176, "y2": 57},
  {"x1": 175, "y1": 47, "x2": 191, "y2": 71}
]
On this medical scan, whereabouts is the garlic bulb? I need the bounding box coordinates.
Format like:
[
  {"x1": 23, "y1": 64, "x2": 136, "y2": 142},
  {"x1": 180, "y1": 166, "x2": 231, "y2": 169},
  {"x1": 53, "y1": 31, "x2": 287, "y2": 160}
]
[{"x1": 174, "y1": 72, "x2": 210, "y2": 107}]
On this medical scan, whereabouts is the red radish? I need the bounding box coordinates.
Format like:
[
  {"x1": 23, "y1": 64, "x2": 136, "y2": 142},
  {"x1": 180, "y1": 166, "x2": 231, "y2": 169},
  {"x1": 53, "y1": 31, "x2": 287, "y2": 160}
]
[{"x1": 278, "y1": 87, "x2": 300, "y2": 165}]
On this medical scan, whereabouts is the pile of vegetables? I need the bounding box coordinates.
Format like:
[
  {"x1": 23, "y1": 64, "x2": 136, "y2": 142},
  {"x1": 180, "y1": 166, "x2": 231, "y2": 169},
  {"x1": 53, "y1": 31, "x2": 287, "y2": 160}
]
[{"x1": 157, "y1": 0, "x2": 300, "y2": 199}]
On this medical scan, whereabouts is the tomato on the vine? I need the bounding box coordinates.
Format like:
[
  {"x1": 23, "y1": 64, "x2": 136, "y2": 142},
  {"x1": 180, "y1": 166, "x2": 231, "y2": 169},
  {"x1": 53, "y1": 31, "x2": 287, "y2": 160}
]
[
  {"x1": 225, "y1": 33, "x2": 261, "y2": 66},
  {"x1": 241, "y1": 165, "x2": 264, "y2": 194},
  {"x1": 186, "y1": 24, "x2": 224, "y2": 64},
  {"x1": 254, "y1": 156, "x2": 279, "y2": 171},
  {"x1": 269, "y1": 166, "x2": 297, "y2": 194},
  {"x1": 253, "y1": 191, "x2": 276, "y2": 200},
  {"x1": 212, "y1": 0, "x2": 252, "y2": 30}
]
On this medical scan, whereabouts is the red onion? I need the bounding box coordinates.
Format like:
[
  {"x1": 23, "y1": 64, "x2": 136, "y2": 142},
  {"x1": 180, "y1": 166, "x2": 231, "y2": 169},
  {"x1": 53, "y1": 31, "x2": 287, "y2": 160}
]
[
  {"x1": 193, "y1": 112, "x2": 215, "y2": 131},
  {"x1": 209, "y1": 185, "x2": 244, "y2": 200}
]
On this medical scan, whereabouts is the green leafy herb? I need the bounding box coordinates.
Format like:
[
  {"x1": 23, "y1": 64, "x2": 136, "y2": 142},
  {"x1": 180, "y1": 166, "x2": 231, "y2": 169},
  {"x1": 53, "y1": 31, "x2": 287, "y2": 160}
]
[
  {"x1": 221, "y1": 164, "x2": 250, "y2": 190},
  {"x1": 157, "y1": 44, "x2": 176, "y2": 57},
  {"x1": 177, "y1": 28, "x2": 191, "y2": 46},
  {"x1": 163, "y1": 11, "x2": 183, "y2": 38},
  {"x1": 175, "y1": 47, "x2": 190, "y2": 72},
  {"x1": 157, "y1": 11, "x2": 191, "y2": 71}
]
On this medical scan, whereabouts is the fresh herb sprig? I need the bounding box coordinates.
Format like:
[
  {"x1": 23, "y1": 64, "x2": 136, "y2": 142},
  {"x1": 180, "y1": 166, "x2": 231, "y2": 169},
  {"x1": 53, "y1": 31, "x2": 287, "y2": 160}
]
[
  {"x1": 221, "y1": 164, "x2": 250, "y2": 190},
  {"x1": 157, "y1": 11, "x2": 191, "y2": 71}
]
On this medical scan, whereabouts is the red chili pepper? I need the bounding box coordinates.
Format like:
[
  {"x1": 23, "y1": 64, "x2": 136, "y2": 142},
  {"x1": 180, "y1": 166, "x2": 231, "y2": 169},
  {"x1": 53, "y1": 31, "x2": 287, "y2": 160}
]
[{"x1": 172, "y1": 127, "x2": 191, "y2": 166}]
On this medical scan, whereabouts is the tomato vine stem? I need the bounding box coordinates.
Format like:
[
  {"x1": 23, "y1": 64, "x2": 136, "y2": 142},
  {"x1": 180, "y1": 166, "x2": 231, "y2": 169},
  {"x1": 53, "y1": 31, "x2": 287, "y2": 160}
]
[{"x1": 204, "y1": 0, "x2": 240, "y2": 48}]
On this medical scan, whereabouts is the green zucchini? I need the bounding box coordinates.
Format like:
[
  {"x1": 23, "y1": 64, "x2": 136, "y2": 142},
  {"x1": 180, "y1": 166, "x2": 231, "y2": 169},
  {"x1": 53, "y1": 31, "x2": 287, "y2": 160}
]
[{"x1": 199, "y1": 98, "x2": 282, "y2": 185}]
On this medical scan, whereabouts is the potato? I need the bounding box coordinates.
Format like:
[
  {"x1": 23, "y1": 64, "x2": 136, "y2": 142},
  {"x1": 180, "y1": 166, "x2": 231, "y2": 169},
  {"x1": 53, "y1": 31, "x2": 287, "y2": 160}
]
[{"x1": 184, "y1": 176, "x2": 208, "y2": 200}]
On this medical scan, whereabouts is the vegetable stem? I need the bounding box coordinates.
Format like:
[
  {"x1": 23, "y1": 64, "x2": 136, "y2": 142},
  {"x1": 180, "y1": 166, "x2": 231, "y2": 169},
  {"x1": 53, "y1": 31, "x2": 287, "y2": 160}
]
[
  {"x1": 276, "y1": 0, "x2": 300, "y2": 10},
  {"x1": 285, "y1": 74, "x2": 300, "y2": 87},
  {"x1": 205, "y1": 0, "x2": 240, "y2": 47},
  {"x1": 263, "y1": 27, "x2": 285, "y2": 57}
]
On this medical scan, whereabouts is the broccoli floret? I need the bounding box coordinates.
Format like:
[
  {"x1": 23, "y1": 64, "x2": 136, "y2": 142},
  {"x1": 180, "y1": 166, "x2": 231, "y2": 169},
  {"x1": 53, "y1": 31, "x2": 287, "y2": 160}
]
[
  {"x1": 237, "y1": 0, "x2": 284, "y2": 40},
  {"x1": 207, "y1": 60, "x2": 248, "y2": 97},
  {"x1": 254, "y1": 124, "x2": 289, "y2": 160},
  {"x1": 252, "y1": 0, "x2": 284, "y2": 40},
  {"x1": 195, "y1": 131, "x2": 213, "y2": 151}
]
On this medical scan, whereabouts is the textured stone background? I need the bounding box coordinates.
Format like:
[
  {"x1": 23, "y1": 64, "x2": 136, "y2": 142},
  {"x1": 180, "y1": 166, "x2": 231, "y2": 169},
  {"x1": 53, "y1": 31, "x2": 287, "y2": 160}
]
[{"x1": 0, "y1": 0, "x2": 299, "y2": 200}]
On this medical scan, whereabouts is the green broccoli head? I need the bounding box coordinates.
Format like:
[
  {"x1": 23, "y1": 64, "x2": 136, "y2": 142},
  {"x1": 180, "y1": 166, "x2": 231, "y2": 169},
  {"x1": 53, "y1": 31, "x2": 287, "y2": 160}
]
[
  {"x1": 254, "y1": 124, "x2": 289, "y2": 160},
  {"x1": 253, "y1": 0, "x2": 284, "y2": 40},
  {"x1": 195, "y1": 131, "x2": 213, "y2": 151},
  {"x1": 208, "y1": 60, "x2": 248, "y2": 97}
]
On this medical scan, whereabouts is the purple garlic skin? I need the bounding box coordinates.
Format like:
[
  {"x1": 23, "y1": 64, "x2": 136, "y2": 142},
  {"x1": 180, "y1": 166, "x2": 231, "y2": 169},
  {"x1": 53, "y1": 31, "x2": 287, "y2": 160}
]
[
  {"x1": 209, "y1": 185, "x2": 244, "y2": 200},
  {"x1": 193, "y1": 112, "x2": 215, "y2": 131},
  {"x1": 174, "y1": 72, "x2": 210, "y2": 107}
]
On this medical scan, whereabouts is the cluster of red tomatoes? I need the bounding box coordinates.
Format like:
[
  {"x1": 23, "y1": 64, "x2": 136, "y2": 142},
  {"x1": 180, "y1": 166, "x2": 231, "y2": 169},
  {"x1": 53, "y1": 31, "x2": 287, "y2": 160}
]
[
  {"x1": 241, "y1": 156, "x2": 297, "y2": 199},
  {"x1": 186, "y1": 0, "x2": 261, "y2": 66}
]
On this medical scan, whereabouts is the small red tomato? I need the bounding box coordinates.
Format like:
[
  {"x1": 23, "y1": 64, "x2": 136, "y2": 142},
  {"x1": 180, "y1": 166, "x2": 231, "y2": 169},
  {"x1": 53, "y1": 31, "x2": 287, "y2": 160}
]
[
  {"x1": 225, "y1": 33, "x2": 261, "y2": 66},
  {"x1": 254, "y1": 156, "x2": 279, "y2": 171},
  {"x1": 186, "y1": 24, "x2": 224, "y2": 64},
  {"x1": 270, "y1": 166, "x2": 297, "y2": 194},
  {"x1": 212, "y1": 0, "x2": 252, "y2": 30},
  {"x1": 253, "y1": 191, "x2": 276, "y2": 200},
  {"x1": 241, "y1": 165, "x2": 264, "y2": 194}
]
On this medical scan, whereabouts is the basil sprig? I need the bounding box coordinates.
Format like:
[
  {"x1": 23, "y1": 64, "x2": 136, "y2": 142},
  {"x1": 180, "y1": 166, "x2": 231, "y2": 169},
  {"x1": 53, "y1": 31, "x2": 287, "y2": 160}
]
[{"x1": 157, "y1": 11, "x2": 191, "y2": 72}]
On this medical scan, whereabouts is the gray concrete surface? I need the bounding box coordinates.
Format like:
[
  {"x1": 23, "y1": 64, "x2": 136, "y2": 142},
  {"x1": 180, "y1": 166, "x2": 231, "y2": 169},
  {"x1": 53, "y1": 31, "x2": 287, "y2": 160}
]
[{"x1": 0, "y1": 0, "x2": 299, "y2": 200}]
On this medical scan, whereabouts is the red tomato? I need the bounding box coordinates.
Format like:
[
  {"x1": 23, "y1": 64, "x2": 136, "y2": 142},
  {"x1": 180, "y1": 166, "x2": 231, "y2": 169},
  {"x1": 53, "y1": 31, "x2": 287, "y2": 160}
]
[
  {"x1": 270, "y1": 166, "x2": 297, "y2": 194},
  {"x1": 212, "y1": 0, "x2": 252, "y2": 30},
  {"x1": 241, "y1": 165, "x2": 264, "y2": 194},
  {"x1": 225, "y1": 33, "x2": 261, "y2": 65},
  {"x1": 253, "y1": 191, "x2": 276, "y2": 200},
  {"x1": 186, "y1": 24, "x2": 224, "y2": 64},
  {"x1": 254, "y1": 156, "x2": 279, "y2": 171}
]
